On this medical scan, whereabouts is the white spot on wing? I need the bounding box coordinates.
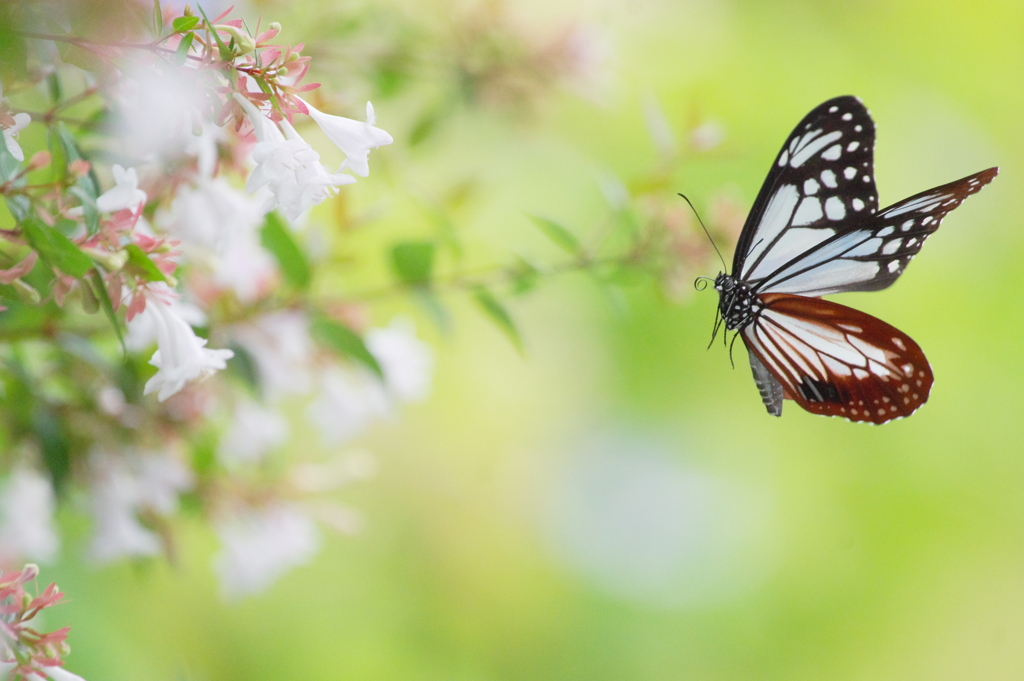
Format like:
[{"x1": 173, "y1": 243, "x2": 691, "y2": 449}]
[
  {"x1": 791, "y1": 130, "x2": 842, "y2": 167},
  {"x1": 882, "y1": 239, "x2": 902, "y2": 255},
  {"x1": 847, "y1": 141, "x2": 860, "y2": 152},
  {"x1": 778, "y1": 150, "x2": 789, "y2": 166},
  {"x1": 792, "y1": 197, "x2": 823, "y2": 225},
  {"x1": 741, "y1": 184, "x2": 800, "y2": 275},
  {"x1": 821, "y1": 144, "x2": 842, "y2": 161},
  {"x1": 821, "y1": 169, "x2": 838, "y2": 188},
  {"x1": 877, "y1": 226, "x2": 894, "y2": 237},
  {"x1": 824, "y1": 196, "x2": 846, "y2": 221},
  {"x1": 844, "y1": 167, "x2": 857, "y2": 180},
  {"x1": 852, "y1": 198, "x2": 865, "y2": 211},
  {"x1": 887, "y1": 260, "x2": 900, "y2": 273},
  {"x1": 842, "y1": 113, "x2": 853, "y2": 121},
  {"x1": 803, "y1": 178, "x2": 820, "y2": 195}
]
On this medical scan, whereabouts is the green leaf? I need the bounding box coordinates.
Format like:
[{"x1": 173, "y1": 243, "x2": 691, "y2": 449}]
[
  {"x1": 46, "y1": 72, "x2": 62, "y2": 104},
  {"x1": 174, "y1": 31, "x2": 195, "y2": 65},
  {"x1": 90, "y1": 269, "x2": 125, "y2": 354},
  {"x1": 124, "y1": 244, "x2": 167, "y2": 283},
  {"x1": 412, "y1": 288, "x2": 451, "y2": 333},
  {"x1": 528, "y1": 214, "x2": 583, "y2": 255},
  {"x1": 0, "y1": 136, "x2": 22, "y2": 185},
  {"x1": 33, "y1": 404, "x2": 70, "y2": 492},
  {"x1": 68, "y1": 184, "x2": 100, "y2": 235},
  {"x1": 227, "y1": 343, "x2": 261, "y2": 397},
  {"x1": 153, "y1": 0, "x2": 164, "y2": 33},
  {"x1": 172, "y1": 16, "x2": 200, "y2": 32},
  {"x1": 54, "y1": 122, "x2": 84, "y2": 163},
  {"x1": 311, "y1": 317, "x2": 383, "y2": 378},
  {"x1": 0, "y1": 5, "x2": 27, "y2": 82},
  {"x1": 473, "y1": 287, "x2": 523, "y2": 353},
  {"x1": 260, "y1": 212, "x2": 311, "y2": 289},
  {"x1": 510, "y1": 256, "x2": 540, "y2": 296},
  {"x1": 390, "y1": 241, "x2": 435, "y2": 286},
  {"x1": 22, "y1": 216, "x2": 93, "y2": 278},
  {"x1": 197, "y1": 4, "x2": 234, "y2": 62}
]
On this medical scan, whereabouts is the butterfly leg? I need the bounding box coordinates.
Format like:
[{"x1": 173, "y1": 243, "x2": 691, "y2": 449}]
[{"x1": 747, "y1": 346, "x2": 784, "y2": 417}]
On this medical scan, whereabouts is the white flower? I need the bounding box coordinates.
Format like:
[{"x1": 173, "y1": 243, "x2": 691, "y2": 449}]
[
  {"x1": 231, "y1": 310, "x2": 315, "y2": 401},
  {"x1": 125, "y1": 293, "x2": 206, "y2": 352},
  {"x1": 234, "y1": 94, "x2": 355, "y2": 221},
  {"x1": 218, "y1": 399, "x2": 289, "y2": 466},
  {"x1": 301, "y1": 99, "x2": 393, "y2": 178},
  {"x1": 157, "y1": 178, "x2": 277, "y2": 303},
  {"x1": 95, "y1": 165, "x2": 147, "y2": 213},
  {"x1": 306, "y1": 365, "x2": 391, "y2": 446},
  {"x1": 37, "y1": 666, "x2": 88, "y2": 681},
  {"x1": 159, "y1": 177, "x2": 263, "y2": 253},
  {"x1": 212, "y1": 234, "x2": 277, "y2": 304},
  {"x1": 2, "y1": 112, "x2": 31, "y2": 162},
  {"x1": 366, "y1": 318, "x2": 433, "y2": 402},
  {"x1": 107, "y1": 62, "x2": 204, "y2": 163},
  {"x1": 141, "y1": 288, "x2": 233, "y2": 402},
  {"x1": 88, "y1": 448, "x2": 192, "y2": 564},
  {"x1": 0, "y1": 467, "x2": 60, "y2": 564},
  {"x1": 214, "y1": 503, "x2": 320, "y2": 599}
]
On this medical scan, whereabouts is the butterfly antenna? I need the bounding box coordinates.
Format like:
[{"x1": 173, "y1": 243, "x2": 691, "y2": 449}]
[{"x1": 678, "y1": 193, "x2": 728, "y2": 272}]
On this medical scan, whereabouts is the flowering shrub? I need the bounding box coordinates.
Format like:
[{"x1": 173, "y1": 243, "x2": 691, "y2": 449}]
[{"x1": 0, "y1": 0, "x2": 730, "y2": 655}]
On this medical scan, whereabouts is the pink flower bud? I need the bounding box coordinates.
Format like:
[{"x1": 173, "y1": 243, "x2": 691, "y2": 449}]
[{"x1": 27, "y1": 150, "x2": 51, "y2": 170}]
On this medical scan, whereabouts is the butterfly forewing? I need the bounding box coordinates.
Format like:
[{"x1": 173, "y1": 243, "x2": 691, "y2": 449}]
[
  {"x1": 757, "y1": 167, "x2": 999, "y2": 296},
  {"x1": 742, "y1": 294, "x2": 932, "y2": 424},
  {"x1": 736, "y1": 96, "x2": 878, "y2": 283}
]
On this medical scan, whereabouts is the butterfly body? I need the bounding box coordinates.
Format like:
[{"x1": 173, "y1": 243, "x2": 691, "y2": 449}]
[{"x1": 712, "y1": 96, "x2": 997, "y2": 424}]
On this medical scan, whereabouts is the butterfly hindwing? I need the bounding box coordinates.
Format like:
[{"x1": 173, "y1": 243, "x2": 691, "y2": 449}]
[
  {"x1": 741, "y1": 293, "x2": 932, "y2": 424},
  {"x1": 736, "y1": 96, "x2": 878, "y2": 282},
  {"x1": 756, "y1": 167, "x2": 999, "y2": 297}
]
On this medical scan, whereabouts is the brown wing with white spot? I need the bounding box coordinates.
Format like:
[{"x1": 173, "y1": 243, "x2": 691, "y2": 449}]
[
  {"x1": 757, "y1": 167, "x2": 998, "y2": 296},
  {"x1": 741, "y1": 293, "x2": 932, "y2": 424}
]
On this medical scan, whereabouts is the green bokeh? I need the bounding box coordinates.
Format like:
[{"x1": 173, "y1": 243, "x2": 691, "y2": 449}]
[{"x1": 45, "y1": 0, "x2": 1024, "y2": 679}]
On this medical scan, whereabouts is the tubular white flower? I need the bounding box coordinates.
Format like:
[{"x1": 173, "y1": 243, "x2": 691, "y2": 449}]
[
  {"x1": 40, "y1": 666, "x2": 88, "y2": 681},
  {"x1": 0, "y1": 467, "x2": 60, "y2": 565},
  {"x1": 214, "y1": 503, "x2": 320, "y2": 599},
  {"x1": 141, "y1": 288, "x2": 234, "y2": 401},
  {"x1": 88, "y1": 448, "x2": 193, "y2": 564},
  {"x1": 306, "y1": 365, "x2": 391, "y2": 446},
  {"x1": 301, "y1": 99, "x2": 393, "y2": 177},
  {"x1": 234, "y1": 94, "x2": 355, "y2": 221},
  {"x1": 2, "y1": 112, "x2": 31, "y2": 162},
  {"x1": 218, "y1": 399, "x2": 290, "y2": 466},
  {"x1": 231, "y1": 310, "x2": 315, "y2": 401},
  {"x1": 366, "y1": 318, "x2": 434, "y2": 402},
  {"x1": 95, "y1": 164, "x2": 147, "y2": 213}
]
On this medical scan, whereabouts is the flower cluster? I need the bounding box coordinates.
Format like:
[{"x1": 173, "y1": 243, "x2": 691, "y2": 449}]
[
  {"x1": 0, "y1": 565, "x2": 84, "y2": 681},
  {"x1": 0, "y1": 5, "x2": 406, "y2": 596}
]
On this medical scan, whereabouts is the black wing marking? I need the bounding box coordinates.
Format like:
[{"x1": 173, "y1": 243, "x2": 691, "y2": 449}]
[
  {"x1": 734, "y1": 96, "x2": 878, "y2": 281},
  {"x1": 754, "y1": 167, "x2": 998, "y2": 296}
]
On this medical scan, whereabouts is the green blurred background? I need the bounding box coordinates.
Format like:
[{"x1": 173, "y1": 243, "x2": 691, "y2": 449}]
[{"x1": 48, "y1": 0, "x2": 1024, "y2": 679}]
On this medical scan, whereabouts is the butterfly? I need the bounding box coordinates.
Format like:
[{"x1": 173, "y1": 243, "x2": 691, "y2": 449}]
[{"x1": 709, "y1": 96, "x2": 997, "y2": 423}]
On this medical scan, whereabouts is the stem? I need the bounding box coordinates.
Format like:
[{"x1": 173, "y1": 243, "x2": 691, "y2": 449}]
[{"x1": 339, "y1": 252, "x2": 644, "y2": 303}]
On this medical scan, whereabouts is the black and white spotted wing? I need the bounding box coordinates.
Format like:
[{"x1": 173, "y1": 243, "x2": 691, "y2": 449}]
[
  {"x1": 734, "y1": 96, "x2": 878, "y2": 284},
  {"x1": 755, "y1": 167, "x2": 999, "y2": 296}
]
